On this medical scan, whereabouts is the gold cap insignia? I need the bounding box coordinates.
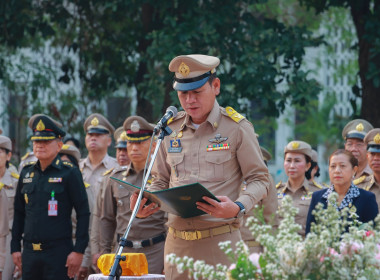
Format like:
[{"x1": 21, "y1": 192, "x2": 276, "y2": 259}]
[
  {"x1": 374, "y1": 133, "x2": 380, "y2": 144},
  {"x1": 91, "y1": 117, "x2": 99, "y2": 126},
  {"x1": 291, "y1": 142, "x2": 300, "y2": 149},
  {"x1": 178, "y1": 62, "x2": 190, "y2": 77},
  {"x1": 120, "y1": 131, "x2": 128, "y2": 141},
  {"x1": 36, "y1": 120, "x2": 45, "y2": 131},
  {"x1": 62, "y1": 144, "x2": 70, "y2": 150},
  {"x1": 356, "y1": 123, "x2": 364, "y2": 131},
  {"x1": 131, "y1": 120, "x2": 140, "y2": 132}
]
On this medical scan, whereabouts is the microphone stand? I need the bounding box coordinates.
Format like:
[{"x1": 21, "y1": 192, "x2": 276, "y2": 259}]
[{"x1": 108, "y1": 124, "x2": 173, "y2": 280}]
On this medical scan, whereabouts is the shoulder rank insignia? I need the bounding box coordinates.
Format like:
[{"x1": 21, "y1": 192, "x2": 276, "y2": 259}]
[
  {"x1": 353, "y1": 175, "x2": 366, "y2": 185},
  {"x1": 23, "y1": 161, "x2": 36, "y2": 167},
  {"x1": 311, "y1": 180, "x2": 323, "y2": 189},
  {"x1": 226, "y1": 107, "x2": 245, "y2": 123},
  {"x1": 365, "y1": 176, "x2": 375, "y2": 191},
  {"x1": 11, "y1": 172, "x2": 20, "y2": 179},
  {"x1": 0, "y1": 182, "x2": 4, "y2": 190},
  {"x1": 276, "y1": 181, "x2": 282, "y2": 189},
  {"x1": 63, "y1": 161, "x2": 73, "y2": 167},
  {"x1": 85, "y1": 182, "x2": 90, "y2": 188},
  {"x1": 21, "y1": 152, "x2": 30, "y2": 161},
  {"x1": 103, "y1": 168, "x2": 114, "y2": 176}
]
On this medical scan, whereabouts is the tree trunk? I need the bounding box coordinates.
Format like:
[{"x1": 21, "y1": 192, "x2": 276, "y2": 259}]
[{"x1": 350, "y1": 1, "x2": 380, "y2": 127}]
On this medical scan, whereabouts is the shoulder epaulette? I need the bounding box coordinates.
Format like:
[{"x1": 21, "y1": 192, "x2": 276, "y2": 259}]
[
  {"x1": 311, "y1": 180, "x2": 323, "y2": 189},
  {"x1": 103, "y1": 167, "x2": 114, "y2": 176},
  {"x1": 0, "y1": 182, "x2": 4, "y2": 190},
  {"x1": 276, "y1": 181, "x2": 282, "y2": 189},
  {"x1": 168, "y1": 111, "x2": 186, "y2": 125},
  {"x1": 11, "y1": 172, "x2": 20, "y2": 179},
  {"x1": 21, "y1": 152, "x2": 30, "y2": 161},
  {"x1": 84, "y1": 182, "x2": 90, "y2": 188},
  {"x1": 63, "y1": 161, "x2": 74, "y2": 167},
  {"x1": 353, "y1": 175, "x2": 367, "y2": 185},
  {"x1": 23, "y1": 161, "x2": 36, "y2": 167},
  {"x1": 225, "y1": 106, "x2": 245, "y2": 123}
]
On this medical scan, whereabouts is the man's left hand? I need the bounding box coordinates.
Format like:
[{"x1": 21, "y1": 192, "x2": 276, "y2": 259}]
[
  {"x1": 65, "y1": 252, "x2": 84, "y2": 278},
  {"x1": 196, "y1": 196, "x2": 240, "y2": 218}
]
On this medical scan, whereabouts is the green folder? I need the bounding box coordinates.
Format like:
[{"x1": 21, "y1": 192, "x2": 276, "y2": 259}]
[{"x1": 110, "y1": 177, "x2": 220, "y2": 218}]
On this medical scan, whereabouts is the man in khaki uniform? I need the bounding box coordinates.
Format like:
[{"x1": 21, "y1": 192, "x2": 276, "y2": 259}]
[
  {"x1": 0, "y1": 135, "x2": 19, "y2": 280},
  {"x1": 355, "y1": 129, "x2": 380, "y2": 210},
  {"x1": 0, "y1": 184, "x2": 9, "y2": 279},
  {"x1": 101, "y1": 119, "x2": 166, "y2": 274},
  {"x1": 342, "y1": 119, "x2": 373, "y2": 182},
  {"x1": 131, "y1": 54, "x2": 270, "y2": 279},
  {"x1": 79, "y1": 113, "x2": 118, "y2": 272},
  {"x1": 240, "y1": 146, "x2": 278, "y2": 253},
  {"x1": 276, "y1": 141, "x2": 323, "y2": 237}
]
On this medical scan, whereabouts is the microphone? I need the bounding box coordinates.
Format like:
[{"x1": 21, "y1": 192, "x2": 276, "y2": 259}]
[{"x1": 154, "y1": 106, "x2": 178, "y2": 132}]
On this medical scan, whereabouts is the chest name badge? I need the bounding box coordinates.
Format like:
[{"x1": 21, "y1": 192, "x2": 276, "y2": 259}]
[
  {"x1": 23, "y1": 178, "x2": 33, "y2": 183},
  {"x1": 48, "y1": 177, "x2": 62, "y2": 183},
  {"x1": 168, "y1": 139, "x2": 183, "y2": 153},
  {"x1": 48, "y1": 191, "x2": 58, "y2": 216},
  {"x1": 207, "y1": 143, "x2": 230, "y2": 152}
]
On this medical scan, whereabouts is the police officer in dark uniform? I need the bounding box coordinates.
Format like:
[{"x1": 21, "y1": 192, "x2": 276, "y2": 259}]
[{"x1": 11, "y1": 114, "x2": 90, "y2": 280}]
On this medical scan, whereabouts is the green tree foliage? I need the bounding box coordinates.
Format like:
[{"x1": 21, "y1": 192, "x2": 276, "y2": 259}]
[
  {"x1": 1, "y1": 0, "x2": 323, "y2": 155},
  {"x1": 300, "y1": 0, "x2": 380, "y2": 127}
]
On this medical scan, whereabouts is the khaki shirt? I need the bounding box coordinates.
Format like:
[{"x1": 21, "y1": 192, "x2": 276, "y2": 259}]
[
  {"x1": 240, "y1": 175, "x2": 278, "y2": 244},
  {"x1": 100, "y1": 165, "x2": 167, "y2": 254},
  {"x1": 277, "y1": 178, "x2": 323, "y2": 237},
  {"x1": 79, "y1": 154, "x2": 118, "y2": 265},
  {"x1": 354, "y1": 164, "x2": 373, "y2": 180},
  {"x1": 355, "y1": 174, "x2": 380, "y2": 210},
  {"x1": 0, "y1": 168, "x2": 19, "y2": 230},
  {"x1": 149, "y1": 101, "x2": 270, "y2": 230},
  {"x1": 18, "y1": 151, "x2": 37, "y2": 173},
  {"x1": 0, "y1": 187, "x2": 9, "y2": 271}
]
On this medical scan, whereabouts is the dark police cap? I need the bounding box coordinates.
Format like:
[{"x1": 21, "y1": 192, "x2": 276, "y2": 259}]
[
  {"x1": 28, "y1": 114, "x2": 66, "y2": 141},
  {"x1": 114, "y1": 127, "x2": 128, "y2": 149},
  {"x1": 123, "y1": 116, "x2": 155, "y2": 143},
  {"x1": 84, "y1": 113, "x2": 115, "y2": 135}
]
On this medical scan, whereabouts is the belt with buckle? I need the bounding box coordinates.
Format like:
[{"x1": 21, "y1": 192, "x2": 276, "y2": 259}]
[
  {"x1": 169, "y1": 225, "x2": 239, "y2": 241},
  {"x1": 117, "y1": 233, "x2": 166, "y2": 248},
  {"x1": 24, "y1": 239, "x2": 70, "y2": 251}
]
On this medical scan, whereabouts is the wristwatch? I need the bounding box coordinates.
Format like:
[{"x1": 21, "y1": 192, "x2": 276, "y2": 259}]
[{"x1": 234, "y1": 201, "x2": 246, "y2": 218}]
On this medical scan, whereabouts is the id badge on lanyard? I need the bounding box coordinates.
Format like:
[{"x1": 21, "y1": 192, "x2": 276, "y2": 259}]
[{"x1": 48, "y1": 191, "x2": 58, "y2": 216}]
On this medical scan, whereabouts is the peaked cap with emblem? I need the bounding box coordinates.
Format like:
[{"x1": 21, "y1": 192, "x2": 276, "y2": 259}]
[
  {"x1": 123, "y1": 116, "x2": 155, "y2": 143},
  {"x1": 114, "y1": 127, "x2": 128, "y2": 148},
  {"x1": 169, "y1": 54, "x2": 220, "y2": 91},
  {"x1": 364, "y1": 128, "x2": 380, "y2": 153},
  {"x1": 260, "y1": 147, "x2": 272, "y2": 162},
  {"x1": 28, "y1": 114, "x2": 66, "y2": 141},
  {"x1": 342, "y1": 119, "x2": 373, "y2": 140},
  {"x1": 59, "y1": 144, "x2": 81, "y2": 163},
  {"x1": 284, "y1": 140, "x2": 313, "y2": 159},
  {"x1": 0, "y1": 135, "x2": 12, "y2": 151},
  {"x1": 84, "y1": 113, "x2": 115, "y2": 135}
]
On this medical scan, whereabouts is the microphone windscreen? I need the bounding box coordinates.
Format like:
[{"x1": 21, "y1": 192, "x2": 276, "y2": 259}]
[{"x1": 167, "y1": 106, "x2": 178, "y2": 117}]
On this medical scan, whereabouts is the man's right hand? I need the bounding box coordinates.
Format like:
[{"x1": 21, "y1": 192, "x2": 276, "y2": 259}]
[
  {"x1": 130, "y1": 192, "x2": 160, "y2": 218},
  {"x1": 12, "y1": 252, "x2": 22, "y2": 272}
]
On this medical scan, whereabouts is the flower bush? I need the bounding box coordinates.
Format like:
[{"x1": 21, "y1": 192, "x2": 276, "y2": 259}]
[{"x1": 166, "y1": 193, "x2": 380, "y2": 279}]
